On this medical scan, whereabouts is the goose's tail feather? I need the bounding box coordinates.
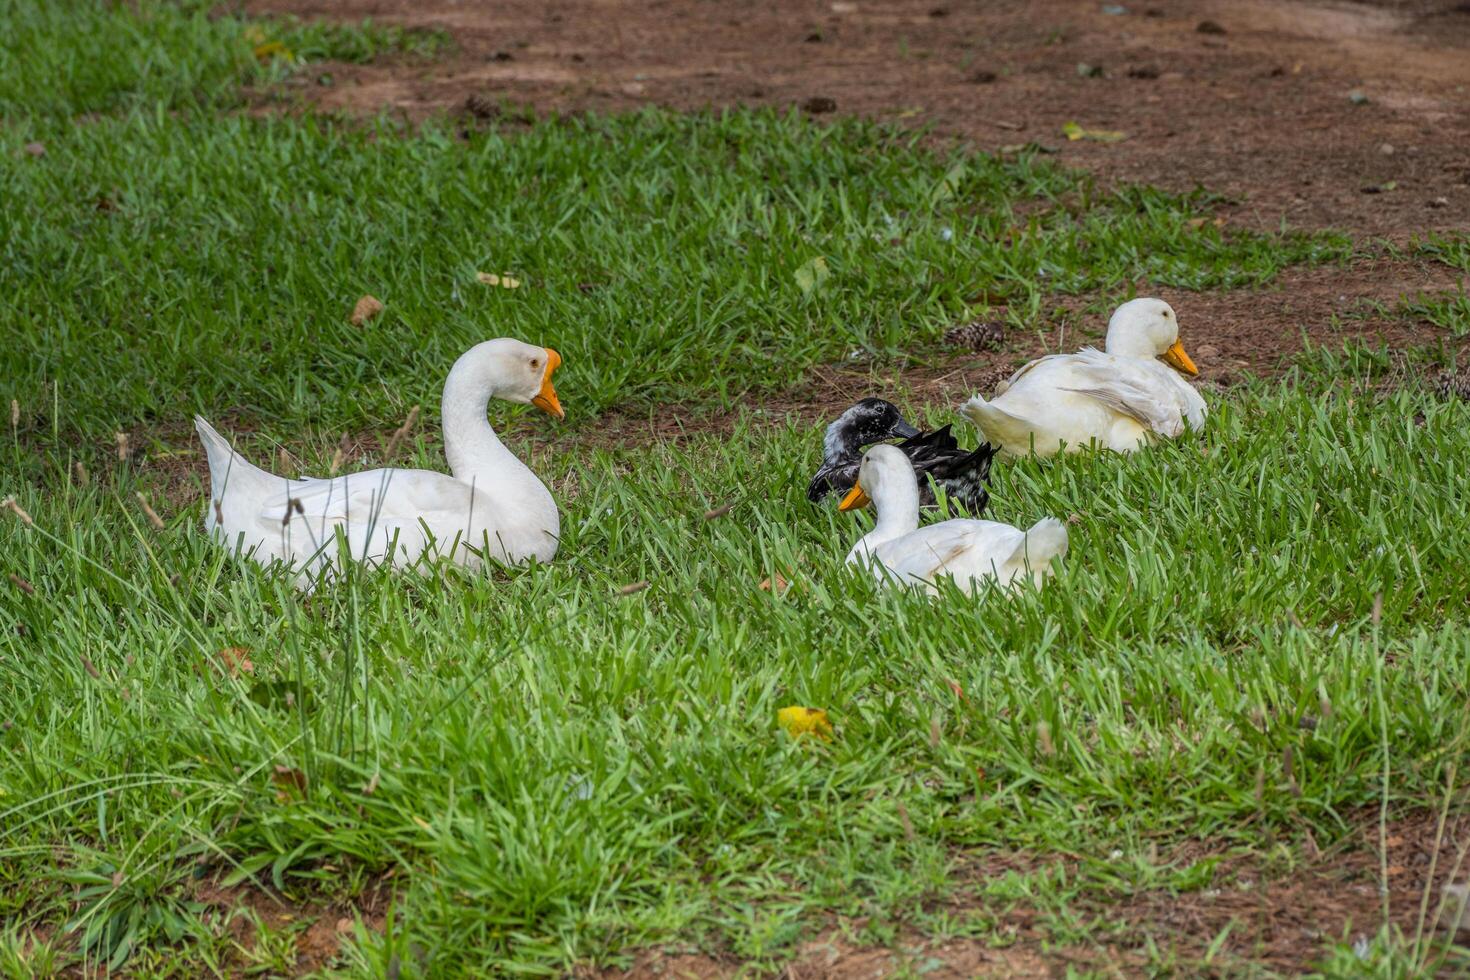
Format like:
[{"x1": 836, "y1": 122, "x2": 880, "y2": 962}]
[
  {"x1": 961, "y1": 396, "x2": 1027, "y2": 450},
  {"x1": 1008, "y1": 517, "x2": 1068, "y2": 582},
  {"x1": 195, "y1": 416, "x2": 273, "y2": 506}
]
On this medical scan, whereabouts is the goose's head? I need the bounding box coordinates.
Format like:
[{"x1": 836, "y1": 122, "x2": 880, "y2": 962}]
[
  {"x1": 1104, "y1": 298, "x2": 1198, "y2": 376},
  {"x1": 824, "y1": 398, "x2": 921, "y2": 461},
  {"x1": 838, "y1": 443, "x2": 913, "y2": 512},
  {"x1": 469, "y1": 338, "x2": 565, "y2": 418}
]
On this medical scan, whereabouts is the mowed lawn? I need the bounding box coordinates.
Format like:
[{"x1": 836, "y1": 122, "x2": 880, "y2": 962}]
[{"x1": 3, "y1": 2, "x2": 1470, "y2": 976}]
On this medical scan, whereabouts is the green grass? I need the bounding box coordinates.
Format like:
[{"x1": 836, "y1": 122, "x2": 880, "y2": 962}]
[
  {"x1": 4, "y1": 376, "x2": 1470, "y2": 974},
  {"x1": 4, "y1": 0, "x2": 1470, "y2": 975},
  {"x1": 0, "y1": 0, "x2": 448, "y2": 119}
]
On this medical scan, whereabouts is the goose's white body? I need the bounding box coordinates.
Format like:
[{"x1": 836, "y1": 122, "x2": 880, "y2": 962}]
[
  {"x1": 197, "y1": 339, "x2": 563, "y2": 587},
  {"x1": 842, "y1": 445, "x2": 1067, "y2": 595},
  {"x1": 961, "y1": 298, "x2": 1206, "y2": 457}
]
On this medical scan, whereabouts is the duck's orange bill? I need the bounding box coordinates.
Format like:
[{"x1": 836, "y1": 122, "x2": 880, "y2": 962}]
[
  {"x1": 838, "y1": 481, "x2": 871, "y2": 512},
  {"x1": 531, "y1": 348, "x2": 565, "y2": 419},
  {"x1": 1160, "y1": 339, "x2": 1199, "y2": 376}
]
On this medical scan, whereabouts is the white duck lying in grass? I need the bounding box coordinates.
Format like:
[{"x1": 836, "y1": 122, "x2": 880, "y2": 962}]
[
  {"x1": 839, "y1": 444, "x2": 1068, "y2": 595},
  {"x1": 961, "y1": 298, "x2": 1206, "y2": 456},
  {"x1": 196, "y1": 338, "x2": 564, "y2": 587}
]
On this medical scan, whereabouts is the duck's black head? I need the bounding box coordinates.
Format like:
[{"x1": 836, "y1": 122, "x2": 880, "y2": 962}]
[{"x1": 822, "y1": 397, "x2": 921, "y2": 462}]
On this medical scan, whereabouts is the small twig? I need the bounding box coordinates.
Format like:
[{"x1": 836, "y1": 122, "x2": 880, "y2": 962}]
[
  {"x1": 329, "y1": 433, "x2": 350, "y2": 476},
  {"x1": 616, "y1": 580, "x2": 649, "y2": 597},
  {"x1": 896, "y1": 800, "x2": 916, "y2": 842},
  {"x1": 703, "y1": 503, "x2": 735, "y2": 520},
  {"x1": 383, "y1": 406, "x2": 421, "y2": 463},
  {"x1": 135, "y1": 493, "x2": 165, "y2": 531},
  {"x1": 1283, "y1": 744, "x2": 1301, "y2": 798},
  {"x1": 2, "y1": 496, "x2": 33, "y2": 526},
  {"x1": 1036, "y1": 720, "x2": 1055, "y2": 757}
]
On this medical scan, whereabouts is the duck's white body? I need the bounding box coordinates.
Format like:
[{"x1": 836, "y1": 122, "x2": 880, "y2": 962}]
[
  {"x1": 961, "y1": 298, "x2": 1206, "y2": 457},
  {"x1": 841, "y1": 445, "x2": 1067, "y2": 595},
  {"x1": 197, "y1": 339, "x2": 564, "y2": 587}
]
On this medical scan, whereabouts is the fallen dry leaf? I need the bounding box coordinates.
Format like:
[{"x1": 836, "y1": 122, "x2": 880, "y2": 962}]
[
  {"x1": 1062, "y1": 121, "x2": 1127, "y2": 143},
  {"x1": 758, "y1": 573, "x2": 791, "y2": 594},
  {"x1": 217, "y1": 646, "x2": 254, "y2": 678},
  {"x1": 945, "y1": 678, "x2": 965, "y2": 701},
  {"x1": 350, "y1": 294, "x2": 384, "y2": 326},
  {"x1": 272, "y1": 766, "x2": 308, "y2": 798},
  {"x1": 335, "y1": 917, "x2": 354, "y2": 934},
  {"x1": 777, "y1": 706, "x2": 834, "y2": 741}
]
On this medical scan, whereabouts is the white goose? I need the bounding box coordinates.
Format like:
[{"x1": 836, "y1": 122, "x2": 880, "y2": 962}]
[
  {"x1": 961, "y1": 298, "x2": 1206, "y2": 456},
  {"x1": 840, "y1": 444, "x2": 1068, "y2": 595},
  {"x1": 196, "y1": 338, "x2": 564, "y2": 587}
]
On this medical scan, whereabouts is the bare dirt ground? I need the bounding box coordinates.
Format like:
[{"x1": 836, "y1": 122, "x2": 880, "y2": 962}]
[
  {"x1": 234, "y1": 0, "x2": 1470, "y2": 430},
  {"x1": 243, "y1": 0, "x2": 1470, "y2": 239},
  {"x1": 166, "y1": 810, "x2": 1470, "y2": 976}
]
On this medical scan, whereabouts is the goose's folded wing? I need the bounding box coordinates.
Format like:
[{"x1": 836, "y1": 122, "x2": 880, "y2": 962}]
[
  {"x1": 259, "y1": 470, "x2": 475, "y2": 529},
  {"x1": 992, "y1": 354, "x2": 1065, "y2": 395},
  {"x1": 878, "y1": 522, "x2": 997, "y2": 583}
]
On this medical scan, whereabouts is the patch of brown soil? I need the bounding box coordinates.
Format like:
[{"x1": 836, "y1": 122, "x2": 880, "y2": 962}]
[
  {"x1": 241, "y1": 0, "x2": 1470, "y2": 238},
  {"x1": 194, "y1": 873, "x2": 393, "y2": 974},
  {"x1": 598, "y1": 809, "x2": 1470, "y2": 977}
]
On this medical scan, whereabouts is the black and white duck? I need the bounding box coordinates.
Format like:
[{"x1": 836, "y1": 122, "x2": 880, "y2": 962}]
[{"x1": 806, "y1": 397, "x2": 997, "y2": 515}]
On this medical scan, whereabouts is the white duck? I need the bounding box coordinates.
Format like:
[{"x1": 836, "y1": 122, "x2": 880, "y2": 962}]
[
  {"x1": 960, "y1": 298, "x2": 1205, "y2": 456},
  {"x1": 839, "y1": 444, "x2": 1068, "y2": 595},
  {"x1": 195, "y1": 338, "x2": 564, "y2": 587}
]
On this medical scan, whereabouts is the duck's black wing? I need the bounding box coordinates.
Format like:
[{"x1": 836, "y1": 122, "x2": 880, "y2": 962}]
[
  {"x1": 807, "y1": 459, "x2": 860, "y2": 502},
  {"x1": 902, "y1": 425, "x2": 998, "y2": 514},
  {"x1": 927, "y1": 443, "x2": 998, "y2": 515},
  {"x1": 896, "y1": 424, "x2": 960, "y2": 459}
]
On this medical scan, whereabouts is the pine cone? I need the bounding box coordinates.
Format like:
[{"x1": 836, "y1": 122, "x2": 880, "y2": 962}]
[
  {"x1": 970, "y1": 364, "x2": 1016, "y2": 395},
  {"x1": 1435, "y1": 365, "x2": 1470, "y2": 401},
  {"x1": 463, "y1": 94, "x2": 499, "y2": 120},
  {"x1": 945, "y1": 319, "x2": 1005, "y2": 351}
]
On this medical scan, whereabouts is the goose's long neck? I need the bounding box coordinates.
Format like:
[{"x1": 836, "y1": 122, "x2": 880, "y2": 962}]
[
  {"x1": 439, "y1": 360, "x2": 549, "y2": 509},
  {"x1": 862, "y1": 473, "x2": 920, "y2": 549}
]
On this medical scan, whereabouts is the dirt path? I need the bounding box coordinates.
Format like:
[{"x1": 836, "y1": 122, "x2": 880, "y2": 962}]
[{"x1": 246, "y1": 0, "x2": 1470, "y2": 238}]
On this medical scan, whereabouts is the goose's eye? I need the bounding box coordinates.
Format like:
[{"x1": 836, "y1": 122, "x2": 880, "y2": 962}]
[{"x1": 530, "y1": 358, "x2": 540, "y2": 369}]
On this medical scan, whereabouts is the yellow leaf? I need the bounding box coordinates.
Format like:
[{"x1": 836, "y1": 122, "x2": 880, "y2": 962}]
[
  {"x1": 476, "y1": 272, "x2": 521, "y2": 289},
  {"x1": 253, "y1": 41, "x2": 292, "y2": 63},
  {"x1": 777, "y1": 706, "x2": 833, "y2": 740},
  {"x1": 1061, "y1": 121, "x2": 1127, "y2": 143},
  {"x1": 413, "y1": 815, "x2": 432, "y2": 830}
]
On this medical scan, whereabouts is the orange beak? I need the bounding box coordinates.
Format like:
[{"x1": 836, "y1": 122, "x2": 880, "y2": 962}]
[
  {"x1": 838, "y1": 481, "x2": 871, "y2": 512},
  {"x1": 531, "y1": 348, "x2": 564, "y2": 419},
  {"x1": 1160, "y1": 339, "x2": 1199, "y2": 376}
]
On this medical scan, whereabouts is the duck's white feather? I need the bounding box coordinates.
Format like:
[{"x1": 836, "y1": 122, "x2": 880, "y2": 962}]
[
  {"x1": 841, "y1": 444, "x2": 1066, "y2": 596},
  {"x1": 961, "y1": 302, "x2": 1207, "y2": 457},
  {"x1": 848, "y1": 516, "x2": 1067, "y2": 595}
]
